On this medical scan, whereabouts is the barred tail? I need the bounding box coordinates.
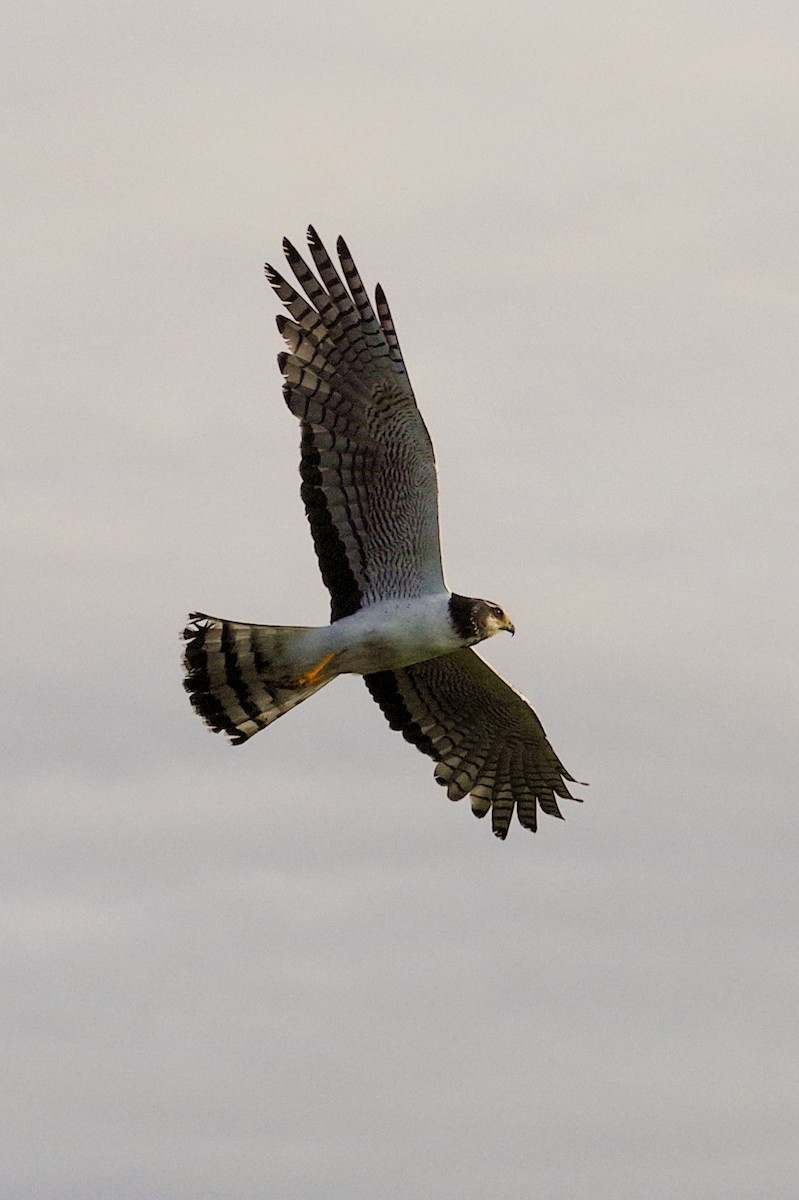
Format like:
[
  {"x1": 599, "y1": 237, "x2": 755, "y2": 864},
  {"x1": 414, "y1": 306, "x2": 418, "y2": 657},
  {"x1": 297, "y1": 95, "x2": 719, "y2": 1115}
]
[{"x1": 181, "y1": 614, "x2": 330, "y2": 744}]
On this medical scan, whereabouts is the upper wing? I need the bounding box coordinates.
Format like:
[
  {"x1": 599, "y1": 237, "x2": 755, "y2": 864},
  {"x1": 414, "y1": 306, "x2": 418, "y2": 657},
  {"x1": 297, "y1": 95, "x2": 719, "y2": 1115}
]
[
  {"x1": 364, "y1": 649, "x2": 583, "y2": 840},
  {"x1": 267, "y1": 228, "x2": 445, "y2": 620}
]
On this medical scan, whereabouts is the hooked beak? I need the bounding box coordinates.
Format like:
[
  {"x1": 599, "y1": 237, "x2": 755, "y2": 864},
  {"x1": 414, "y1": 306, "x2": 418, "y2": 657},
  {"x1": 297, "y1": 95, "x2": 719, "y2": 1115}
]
[{"x1": 505, "y1": 618, "x2": 515, "y2": 637}]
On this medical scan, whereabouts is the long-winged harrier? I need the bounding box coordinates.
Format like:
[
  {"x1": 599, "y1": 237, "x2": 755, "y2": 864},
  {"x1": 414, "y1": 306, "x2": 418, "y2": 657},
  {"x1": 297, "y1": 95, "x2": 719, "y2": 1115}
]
[{"x1": 183, "y1": 228, "x2": 583, "y2": 838}]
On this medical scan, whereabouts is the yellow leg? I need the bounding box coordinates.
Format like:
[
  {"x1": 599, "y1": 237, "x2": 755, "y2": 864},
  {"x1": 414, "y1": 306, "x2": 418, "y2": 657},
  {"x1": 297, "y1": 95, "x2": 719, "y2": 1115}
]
[{"x1": 294, "y1": 651, "x2": 338, "y2": 688}]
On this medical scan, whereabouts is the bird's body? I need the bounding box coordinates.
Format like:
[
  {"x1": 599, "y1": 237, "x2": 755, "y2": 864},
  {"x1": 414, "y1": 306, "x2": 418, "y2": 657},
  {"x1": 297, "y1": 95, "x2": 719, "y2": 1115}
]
[
  {"x1": 183, "y1": 228, "x2": 583, "y2": 838},
  {"x1": 293, "y1": 594, "x2": 469, "y2": 676}
]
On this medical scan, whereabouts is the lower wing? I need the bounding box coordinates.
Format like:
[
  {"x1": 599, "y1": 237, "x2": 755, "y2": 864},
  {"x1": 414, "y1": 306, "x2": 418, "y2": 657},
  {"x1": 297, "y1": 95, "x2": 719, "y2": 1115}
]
[{"x1": 365, "y1": 648, "x2": 584, "y2": 839}]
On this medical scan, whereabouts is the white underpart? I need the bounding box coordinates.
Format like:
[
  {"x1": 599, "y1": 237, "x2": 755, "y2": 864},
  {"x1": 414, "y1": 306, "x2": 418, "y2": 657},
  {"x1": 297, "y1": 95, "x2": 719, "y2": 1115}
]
[{"x1": 298, "y1": 592, "x2": 463, "y2": 678}]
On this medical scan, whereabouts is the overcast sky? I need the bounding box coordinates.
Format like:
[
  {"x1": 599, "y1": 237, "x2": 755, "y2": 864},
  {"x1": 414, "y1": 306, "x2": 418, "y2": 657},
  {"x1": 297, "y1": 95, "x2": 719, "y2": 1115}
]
[{"x1": 3, "y1": 3, "x2": 798, "y2": 1197}]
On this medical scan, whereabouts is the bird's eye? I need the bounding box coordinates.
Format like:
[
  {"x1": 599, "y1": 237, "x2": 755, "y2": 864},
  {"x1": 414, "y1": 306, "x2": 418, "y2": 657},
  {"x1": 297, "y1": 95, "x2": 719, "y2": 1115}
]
[{"x1": 491, "y1": 606, "x2": 503, "y2": 618}]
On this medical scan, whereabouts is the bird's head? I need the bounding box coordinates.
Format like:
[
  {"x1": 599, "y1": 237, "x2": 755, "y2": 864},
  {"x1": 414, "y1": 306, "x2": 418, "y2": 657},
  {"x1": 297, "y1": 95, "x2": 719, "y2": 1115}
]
[
  {"x1": 449, "y1": 594, "x2": 515, "y2": 644},
  {"x1": 480, "y1": 601, "x2": 515, "y2": 639}
]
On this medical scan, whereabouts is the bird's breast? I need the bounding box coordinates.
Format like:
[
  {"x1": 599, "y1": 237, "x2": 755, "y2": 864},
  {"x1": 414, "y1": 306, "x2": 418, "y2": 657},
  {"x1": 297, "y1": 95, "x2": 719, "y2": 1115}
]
[{"x1": 329, "y1": 595, "x2": 461, "y2": 676}]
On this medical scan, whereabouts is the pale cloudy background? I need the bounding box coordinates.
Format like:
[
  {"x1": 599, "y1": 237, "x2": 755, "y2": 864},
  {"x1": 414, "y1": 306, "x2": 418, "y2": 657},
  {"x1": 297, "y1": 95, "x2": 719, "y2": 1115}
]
[{"x1": 3, "y1": 2, "x2": 797, "y2": 1197}]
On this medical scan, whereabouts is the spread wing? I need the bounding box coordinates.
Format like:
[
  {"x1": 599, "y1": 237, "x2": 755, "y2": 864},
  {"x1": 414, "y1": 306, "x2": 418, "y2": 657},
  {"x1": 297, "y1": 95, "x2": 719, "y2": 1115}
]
[
  {"x1": 365, "y1": 649, "x2": 582, "y2": 840},
  {"x1": 267, "y1": 227, "x2": 445, "y2": 620}
]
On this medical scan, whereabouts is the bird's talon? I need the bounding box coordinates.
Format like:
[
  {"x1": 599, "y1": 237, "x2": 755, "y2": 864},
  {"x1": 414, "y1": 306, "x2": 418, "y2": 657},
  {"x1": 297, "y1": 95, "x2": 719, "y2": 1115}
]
[{"x1": 294, "y1": 652, "x2": 338, "y2": 687}]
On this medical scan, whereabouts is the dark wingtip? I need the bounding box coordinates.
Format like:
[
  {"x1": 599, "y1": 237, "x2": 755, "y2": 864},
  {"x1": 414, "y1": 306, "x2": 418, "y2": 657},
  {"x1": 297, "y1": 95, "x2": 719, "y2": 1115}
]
[{"x1": 265, "y1": 263, "x2": 289, "y2": 292}]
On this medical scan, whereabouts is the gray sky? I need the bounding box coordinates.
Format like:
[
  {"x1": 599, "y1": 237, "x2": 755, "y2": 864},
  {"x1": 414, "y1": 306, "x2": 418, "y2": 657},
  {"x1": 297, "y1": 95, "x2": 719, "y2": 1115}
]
[{"x1": 4, "y1": 2, "x2": 797, "y2": 1197}]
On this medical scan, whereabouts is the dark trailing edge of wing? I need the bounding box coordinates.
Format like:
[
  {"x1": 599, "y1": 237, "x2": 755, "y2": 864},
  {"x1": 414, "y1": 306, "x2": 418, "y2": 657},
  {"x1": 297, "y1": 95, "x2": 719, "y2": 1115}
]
[
  {"x1": 297, "y1": 421, "x2": 364, "y2": 621},
  {"x1": 364, "y1": 669, "x2": 439, "y2": 760}
]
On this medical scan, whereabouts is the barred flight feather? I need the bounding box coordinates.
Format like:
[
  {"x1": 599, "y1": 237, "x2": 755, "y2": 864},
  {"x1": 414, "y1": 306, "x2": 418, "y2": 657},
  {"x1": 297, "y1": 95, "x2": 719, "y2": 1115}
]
[
  {"x1": 267, "y1": 230, "x2": 444, "y2": 621},
  {"x1": 365, "y1": 647, "x2": 580, "y2": 840}
]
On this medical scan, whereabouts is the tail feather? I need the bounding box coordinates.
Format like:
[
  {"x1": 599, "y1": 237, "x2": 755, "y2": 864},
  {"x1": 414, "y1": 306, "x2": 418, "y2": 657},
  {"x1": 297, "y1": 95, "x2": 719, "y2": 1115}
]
[{"x1": 182, "y1": 614, "x2": 329, "y2": 744}]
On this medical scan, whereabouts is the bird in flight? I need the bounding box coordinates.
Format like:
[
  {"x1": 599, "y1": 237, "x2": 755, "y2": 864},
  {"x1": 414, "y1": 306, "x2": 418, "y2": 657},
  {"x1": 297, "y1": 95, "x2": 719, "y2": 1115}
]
[{"x1": 183, "y1": 228, "x2": 583, "y2": 838}]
